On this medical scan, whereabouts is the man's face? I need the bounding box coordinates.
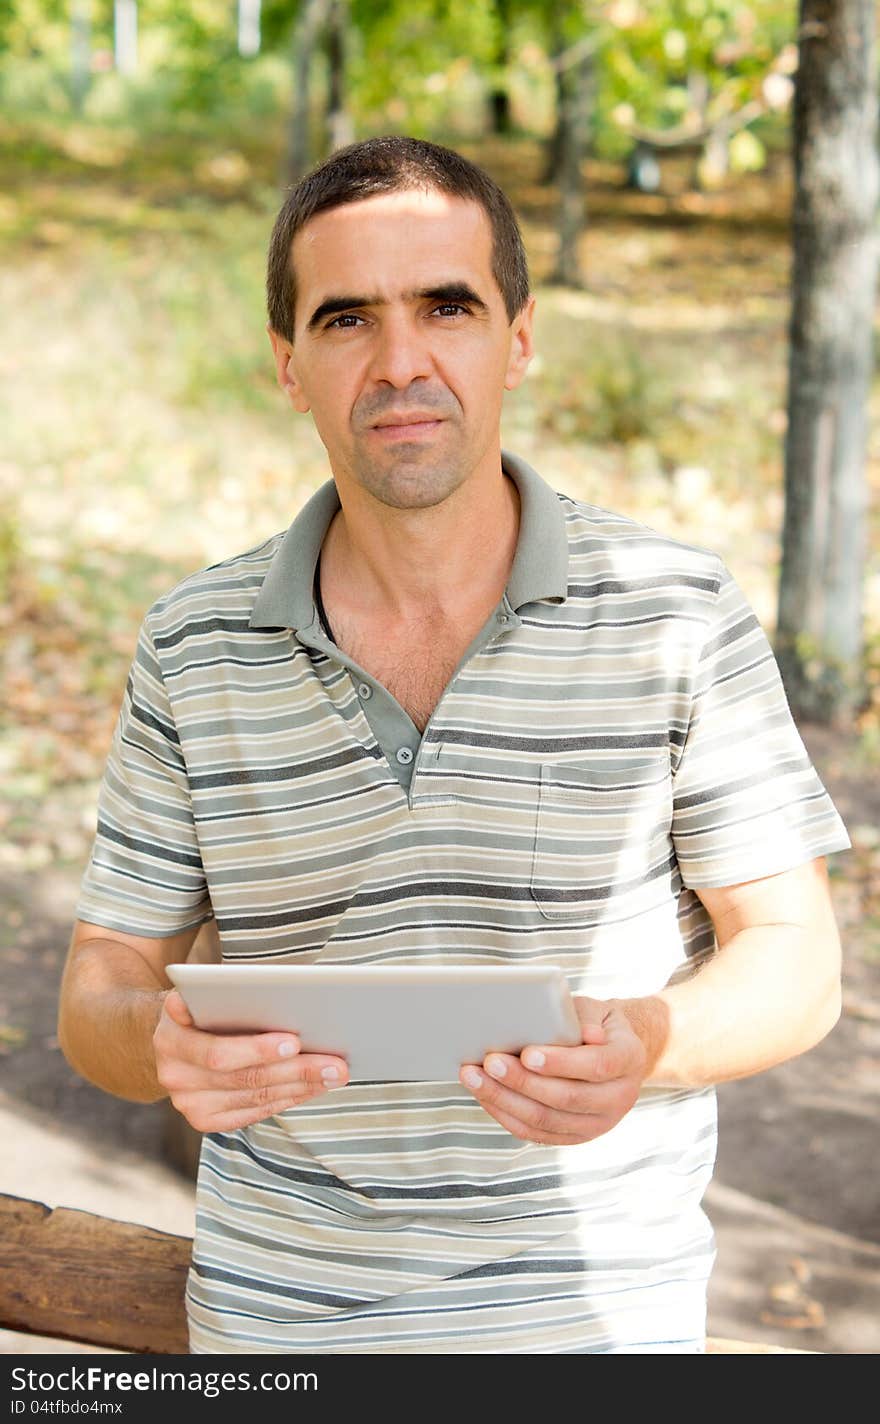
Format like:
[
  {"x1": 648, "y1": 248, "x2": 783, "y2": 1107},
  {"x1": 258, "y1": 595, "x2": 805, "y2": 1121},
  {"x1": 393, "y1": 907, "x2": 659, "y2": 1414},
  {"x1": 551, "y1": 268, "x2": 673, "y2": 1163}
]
[{"x1": 269, "y1": 188, "x2": 534, "y2": 510}]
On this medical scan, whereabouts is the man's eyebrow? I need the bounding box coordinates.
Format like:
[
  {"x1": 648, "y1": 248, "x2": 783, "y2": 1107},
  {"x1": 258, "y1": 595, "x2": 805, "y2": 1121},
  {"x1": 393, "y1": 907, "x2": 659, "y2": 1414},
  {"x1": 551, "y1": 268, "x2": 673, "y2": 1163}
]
[{"x1": 305, "y1": 282, "x2": 490, "y2": 332}]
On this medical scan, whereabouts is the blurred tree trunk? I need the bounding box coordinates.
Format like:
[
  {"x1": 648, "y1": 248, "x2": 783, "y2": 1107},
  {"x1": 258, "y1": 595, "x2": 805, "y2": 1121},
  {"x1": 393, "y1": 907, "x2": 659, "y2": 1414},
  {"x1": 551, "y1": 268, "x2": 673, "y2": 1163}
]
[
  {"x1": 688, "y1": 69, "x2": 730, "y2": 191},
  {"x1": 238, "y1": 0, "x2": 262, "y2": 58},
  {"x1": 70, "y1": 0, "x2": 92, "y2": 113},
  {"x1": 541, "y1": 16, "x2": 566, "y2": 184},
  {"x1": 551, "y1": 40, "x2": 595, "y2": 287},
  {"x1": 287, "y1": 0, "x2": 333, "y2": 184},
  {"x1": 113, "y1": 0, "x2": 138, "y2": 76},
  {"x1": 776, "y1": 0, "x2": 879, "y2": 724},
  {"x1": 488, "y1": 0, "x2": 513, "y2": 134},
  {"x1": 325, "y1": 0, "x2": 354, "y2": 153}
]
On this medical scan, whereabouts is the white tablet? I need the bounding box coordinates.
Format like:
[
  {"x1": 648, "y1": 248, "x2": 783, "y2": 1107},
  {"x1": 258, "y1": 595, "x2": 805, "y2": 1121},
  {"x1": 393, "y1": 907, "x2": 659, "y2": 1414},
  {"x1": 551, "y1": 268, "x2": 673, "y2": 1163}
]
[{"x1": 166, "y1": 962, "x2": 582, "y2": 1082}]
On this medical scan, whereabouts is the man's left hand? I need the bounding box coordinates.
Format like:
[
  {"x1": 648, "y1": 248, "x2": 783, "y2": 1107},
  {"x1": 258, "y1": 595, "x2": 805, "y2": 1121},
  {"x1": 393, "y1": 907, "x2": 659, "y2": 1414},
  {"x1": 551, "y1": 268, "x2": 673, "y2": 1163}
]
[{"x1": 459, "y1": 996, "x2": 656, "y2": 1145}]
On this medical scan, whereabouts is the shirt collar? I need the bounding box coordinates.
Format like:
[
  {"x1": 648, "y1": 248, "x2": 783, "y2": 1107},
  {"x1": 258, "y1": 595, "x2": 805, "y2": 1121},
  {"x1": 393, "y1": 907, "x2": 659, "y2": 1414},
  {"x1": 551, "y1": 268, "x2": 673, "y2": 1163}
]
[{"x1": 249, "y1": 448, "x2": 569, "y2": 631}]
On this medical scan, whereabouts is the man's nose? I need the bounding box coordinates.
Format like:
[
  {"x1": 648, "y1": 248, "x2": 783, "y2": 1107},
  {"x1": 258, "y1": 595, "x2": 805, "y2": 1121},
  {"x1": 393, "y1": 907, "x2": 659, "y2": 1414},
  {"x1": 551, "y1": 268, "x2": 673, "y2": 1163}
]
[{"x1": 366, "y1": 310, "x2": 434, "y2": 388}]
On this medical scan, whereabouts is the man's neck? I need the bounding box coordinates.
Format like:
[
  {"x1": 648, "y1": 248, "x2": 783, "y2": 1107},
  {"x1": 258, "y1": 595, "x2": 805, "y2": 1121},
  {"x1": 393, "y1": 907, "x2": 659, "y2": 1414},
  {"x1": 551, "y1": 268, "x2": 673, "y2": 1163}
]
[{"x1": 320, "y1": 462, "x2": 520, "y2": 627}]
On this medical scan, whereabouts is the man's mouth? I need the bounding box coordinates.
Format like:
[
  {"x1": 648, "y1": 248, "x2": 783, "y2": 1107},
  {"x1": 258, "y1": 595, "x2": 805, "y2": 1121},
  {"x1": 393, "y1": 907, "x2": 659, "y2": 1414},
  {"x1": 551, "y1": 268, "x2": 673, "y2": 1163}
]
[{"x1": 369, "y1": 417, "x2": 444, "y2": 440}]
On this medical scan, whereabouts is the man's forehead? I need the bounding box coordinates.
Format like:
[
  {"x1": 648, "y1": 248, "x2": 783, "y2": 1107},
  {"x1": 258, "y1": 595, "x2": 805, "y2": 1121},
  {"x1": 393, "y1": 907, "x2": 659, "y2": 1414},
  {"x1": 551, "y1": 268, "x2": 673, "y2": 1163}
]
[
  {"x1": 299, "y1": 185, "x2": 489, "y2": 236},
  {"x1": 292, "y1": 188, "x2": 494, "y2": 278}
]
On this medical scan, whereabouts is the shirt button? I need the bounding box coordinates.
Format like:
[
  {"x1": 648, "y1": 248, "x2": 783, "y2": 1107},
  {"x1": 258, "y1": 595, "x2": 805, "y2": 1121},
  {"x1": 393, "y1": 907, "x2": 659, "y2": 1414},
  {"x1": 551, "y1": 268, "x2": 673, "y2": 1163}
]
[
  {"x1": 497, "y1": 613, "x2": 509, "y2": 623},
  {"x1": 396, "y1": 747, "x2": 414, "y2": 765},
  {"x1": 357, "y1": 682, "x2": 372, "y2": 700}
]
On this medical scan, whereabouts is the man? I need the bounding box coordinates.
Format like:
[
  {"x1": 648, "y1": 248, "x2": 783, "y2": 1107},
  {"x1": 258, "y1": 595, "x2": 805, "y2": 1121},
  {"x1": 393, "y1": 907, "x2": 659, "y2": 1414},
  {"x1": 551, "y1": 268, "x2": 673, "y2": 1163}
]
[{"x1": 59, "y1": 136, "x2": 850, "y2": 1354}]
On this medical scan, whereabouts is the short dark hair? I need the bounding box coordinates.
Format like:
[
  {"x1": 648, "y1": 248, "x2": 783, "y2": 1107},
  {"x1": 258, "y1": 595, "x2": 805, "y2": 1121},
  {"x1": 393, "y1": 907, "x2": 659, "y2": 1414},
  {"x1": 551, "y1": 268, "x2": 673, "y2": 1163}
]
[{"x1": 266, "y1": 135, "x2": 530, "y2": 341}]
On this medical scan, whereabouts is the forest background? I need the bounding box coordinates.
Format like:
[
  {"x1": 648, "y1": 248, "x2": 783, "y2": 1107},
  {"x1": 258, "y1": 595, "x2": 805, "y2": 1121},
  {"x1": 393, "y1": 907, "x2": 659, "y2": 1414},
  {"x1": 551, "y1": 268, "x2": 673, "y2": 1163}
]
[{"x1": 0, "y1": 0, "x2": 878, "y2": 1355}]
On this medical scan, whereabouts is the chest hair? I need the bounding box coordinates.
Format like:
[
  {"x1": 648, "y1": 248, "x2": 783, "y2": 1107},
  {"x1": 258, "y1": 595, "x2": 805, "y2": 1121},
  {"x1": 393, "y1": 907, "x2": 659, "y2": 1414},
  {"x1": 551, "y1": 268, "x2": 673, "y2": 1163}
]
[{"x1": 332, "y1": 615, "x2": 478, "y2": 734}]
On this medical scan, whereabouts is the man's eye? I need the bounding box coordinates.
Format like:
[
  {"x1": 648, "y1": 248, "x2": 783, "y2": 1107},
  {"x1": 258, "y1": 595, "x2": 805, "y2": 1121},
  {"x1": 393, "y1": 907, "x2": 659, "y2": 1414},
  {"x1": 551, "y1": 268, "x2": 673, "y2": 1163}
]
[{"x1": 325, "y1": 305, "x2": 467, "y2": 328}]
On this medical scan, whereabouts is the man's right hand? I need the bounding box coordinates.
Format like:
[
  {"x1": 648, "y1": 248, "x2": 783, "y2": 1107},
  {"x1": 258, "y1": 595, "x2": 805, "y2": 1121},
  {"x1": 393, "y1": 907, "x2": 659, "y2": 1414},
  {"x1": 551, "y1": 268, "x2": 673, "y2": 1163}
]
[{"x1": 154, "y1": 989, "x2": 350, "y2": 1132}]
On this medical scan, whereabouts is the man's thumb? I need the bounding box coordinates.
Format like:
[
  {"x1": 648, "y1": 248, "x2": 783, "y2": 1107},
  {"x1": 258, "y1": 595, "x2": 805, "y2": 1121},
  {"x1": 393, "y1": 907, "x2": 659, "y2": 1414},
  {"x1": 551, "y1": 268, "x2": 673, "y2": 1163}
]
[
  {"x1": 574, "y1": 994, "x2": 610, "y2": 1046},
  {"x1": 163, "y1": 988, "x2": 195, "y2": 1028}
]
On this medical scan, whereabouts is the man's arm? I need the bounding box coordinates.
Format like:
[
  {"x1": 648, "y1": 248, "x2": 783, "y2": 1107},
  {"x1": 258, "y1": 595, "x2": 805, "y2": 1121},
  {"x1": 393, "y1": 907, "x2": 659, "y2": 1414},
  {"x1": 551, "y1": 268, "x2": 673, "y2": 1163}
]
[
  {"x1": 58, "y1": 921, "x2": 350, "y2": 1127},
  {"x1": 58, "y1": 921, "x2": 201, "y2": 1102},
  {"x1": 625, "y1": 855, "x2": 841, "y2": 1088},
  {"x1": 459, "y1": 857, "x2": 842, "y2": 1143}
]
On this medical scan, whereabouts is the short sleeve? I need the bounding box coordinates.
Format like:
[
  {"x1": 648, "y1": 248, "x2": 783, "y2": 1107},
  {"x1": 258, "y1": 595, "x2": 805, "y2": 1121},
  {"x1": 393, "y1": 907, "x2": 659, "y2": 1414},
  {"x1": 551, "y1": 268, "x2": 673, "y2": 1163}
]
[
  {"x1": 670, "y1": 565, "x2": 851, "y2": 888},
  {"x1": 76, "y1": 617, "x2": 213, "y2": 937}
]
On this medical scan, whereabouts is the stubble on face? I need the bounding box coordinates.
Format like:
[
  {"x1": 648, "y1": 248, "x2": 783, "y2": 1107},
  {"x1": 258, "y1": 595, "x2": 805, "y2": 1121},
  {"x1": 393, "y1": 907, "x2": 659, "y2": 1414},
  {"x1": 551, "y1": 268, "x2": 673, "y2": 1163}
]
[{"x1": 346, "y1": 389, "x2": 470, "y2": 511}]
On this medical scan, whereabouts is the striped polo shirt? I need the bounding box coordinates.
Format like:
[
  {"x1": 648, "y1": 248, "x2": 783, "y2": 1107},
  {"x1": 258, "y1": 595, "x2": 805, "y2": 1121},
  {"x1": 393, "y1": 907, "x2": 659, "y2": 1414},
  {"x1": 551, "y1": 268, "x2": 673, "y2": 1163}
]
[{"x1": 76, "y1": 450, "x2": 850, "y2": 1354}]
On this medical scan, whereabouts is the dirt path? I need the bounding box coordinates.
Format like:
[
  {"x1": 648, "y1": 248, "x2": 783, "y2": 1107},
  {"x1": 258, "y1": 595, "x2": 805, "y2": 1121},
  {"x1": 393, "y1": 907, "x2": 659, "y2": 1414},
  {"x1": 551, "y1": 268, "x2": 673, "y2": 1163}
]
[{"x1": 1, "y1": 720, "x2": 877, "y2": 1353}]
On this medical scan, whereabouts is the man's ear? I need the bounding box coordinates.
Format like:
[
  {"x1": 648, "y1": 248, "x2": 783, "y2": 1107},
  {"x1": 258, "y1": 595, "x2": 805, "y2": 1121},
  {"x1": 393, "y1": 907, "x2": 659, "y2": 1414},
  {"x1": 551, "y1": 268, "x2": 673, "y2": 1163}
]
[
  {"x1": 267, "y1": 325, "x2": 310, "y2": 413},
  {"x1": 504, "y1": 295, "x2": 536, "y2": 392}
]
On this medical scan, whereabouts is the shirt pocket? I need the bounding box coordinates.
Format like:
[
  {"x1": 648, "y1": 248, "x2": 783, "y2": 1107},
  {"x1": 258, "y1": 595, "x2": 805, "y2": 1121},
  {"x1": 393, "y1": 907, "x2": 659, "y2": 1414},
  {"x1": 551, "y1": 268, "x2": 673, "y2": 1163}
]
[{"x1": 530, "y1": 755, "x2": 673, "y2": 921}]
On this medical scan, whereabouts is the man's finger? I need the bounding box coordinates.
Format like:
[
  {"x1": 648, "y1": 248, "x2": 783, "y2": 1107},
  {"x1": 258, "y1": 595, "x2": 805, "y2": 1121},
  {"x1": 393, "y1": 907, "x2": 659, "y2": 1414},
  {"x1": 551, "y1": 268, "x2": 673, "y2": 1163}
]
[
  {"x1": 196, "y1": 1030, "x2": 308, "y2": 1070},
  {"x1": 510, "y1": 994, "x2": 608, "y2": 1074},
  {"x1": 226, "y1": 1054, "x2": 349, "y2": 1093},
  {"x1": 163, "y1": 988, "x2": 195, "y2": 1028},
  {"x1": 177, "y1": 1069, "x2": 344, "y2": 1117},
  {"x1": 464, "y1": 1091, "x2": 598, "y2": 1146},
  {"x1": 161, "y1": 1051, "x2": 350, "y2": 1095},
  {"x1": 519, "y1": 998, "x2": 647, "y2": 1084},
  {"x1": 172, "y1": 1091, "x2": 327, "y2": 1134},
  {"x1": 160, "y1": 1001, "x2": 304, "y2": 1072},
  {"x1": 480, "y1": 1052, "x2": 623, "y2": 1109},
  {"x1": 518, "y1": 1040, "x2": 629, "y2": 1084},
  {"x1": 573, "y1": 994, "x2": 612, "y2": 1042},
  {"x1": 460, "y1": 1064, "x2": 600, "y2": 1139}
]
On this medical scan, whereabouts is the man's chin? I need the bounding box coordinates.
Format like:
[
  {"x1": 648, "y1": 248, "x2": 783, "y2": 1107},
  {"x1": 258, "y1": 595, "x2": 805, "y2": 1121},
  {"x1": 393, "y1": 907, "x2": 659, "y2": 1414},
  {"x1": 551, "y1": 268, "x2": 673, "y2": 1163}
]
[{"x1": 352, "y1": 453, "x2": 465, "y2": 511}]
